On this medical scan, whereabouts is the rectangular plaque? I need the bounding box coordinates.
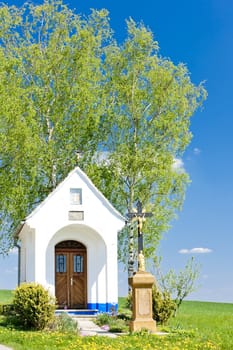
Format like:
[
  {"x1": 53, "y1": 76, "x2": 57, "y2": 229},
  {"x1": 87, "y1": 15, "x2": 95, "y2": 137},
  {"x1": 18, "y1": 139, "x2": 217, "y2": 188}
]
[
  {"x1": 137, "y1": 288, "x2": 151, "y2": 317},
  {"x1": 68, "y1": 211, "x2": 84, "y2": 221}
]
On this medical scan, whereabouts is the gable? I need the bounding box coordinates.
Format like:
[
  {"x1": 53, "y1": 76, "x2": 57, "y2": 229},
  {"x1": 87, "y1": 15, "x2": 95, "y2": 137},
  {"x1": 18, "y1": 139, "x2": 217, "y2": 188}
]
[{"x1": 22, "y1": 167, "x2": 125, "y2": 233}]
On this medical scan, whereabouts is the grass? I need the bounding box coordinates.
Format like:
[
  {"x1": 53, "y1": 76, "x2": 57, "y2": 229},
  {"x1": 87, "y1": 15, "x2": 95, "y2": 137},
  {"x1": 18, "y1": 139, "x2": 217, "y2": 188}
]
[
  {"x1": 169, "y1": 301, "x2": 233, "y2": 350},
  {"x1": 0, "y1": 290, "x2": 14, "y2": 304},
  {"x1": 0, "y1": 323, "x2": 219, "y2": 350},
  {"x1": 118, "y1": 296, "x2": 131, "y2": 316},
  {"x1": 0, "y1": 296, "x2": 232, "y2": 349}
]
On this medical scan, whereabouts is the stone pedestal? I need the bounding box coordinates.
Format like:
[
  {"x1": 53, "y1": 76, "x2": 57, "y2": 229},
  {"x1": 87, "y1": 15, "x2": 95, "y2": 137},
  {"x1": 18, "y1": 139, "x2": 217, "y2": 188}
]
[{"x1": 129, "y1": 271, "x2": 156, "y2": 332}]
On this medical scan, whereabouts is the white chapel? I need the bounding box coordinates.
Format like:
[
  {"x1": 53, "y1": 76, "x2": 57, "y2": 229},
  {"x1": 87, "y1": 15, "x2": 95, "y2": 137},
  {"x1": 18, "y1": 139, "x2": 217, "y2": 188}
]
[{"x1": 15, "y1": 167, "x2": 125, "y2": 312}]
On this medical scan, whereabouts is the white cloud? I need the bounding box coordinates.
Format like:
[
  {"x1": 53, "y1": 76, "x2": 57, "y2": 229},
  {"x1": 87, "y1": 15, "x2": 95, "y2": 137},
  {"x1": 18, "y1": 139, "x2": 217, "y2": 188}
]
[
  {"x1": 172, "y1": 158, "x2": 185, "y2": 172},
  {"x1": 193, "y1": 148, "x2": 201, "y2": 155},
  {"x1": 179, "y1": 249, "x2": 190, "y2": 254},
  {"x1": 191, "y1": 248, "x2": 212, "y2": 254},
  {"x1": 179, "y1": 247, "x2": 213, "y2": 254}
]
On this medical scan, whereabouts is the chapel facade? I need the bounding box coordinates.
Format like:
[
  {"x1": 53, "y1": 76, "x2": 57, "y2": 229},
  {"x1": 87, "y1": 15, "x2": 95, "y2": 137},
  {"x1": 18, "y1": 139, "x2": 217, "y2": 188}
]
[{"x1": 16, "y1": 167, "x2": 125, "y2": 312}]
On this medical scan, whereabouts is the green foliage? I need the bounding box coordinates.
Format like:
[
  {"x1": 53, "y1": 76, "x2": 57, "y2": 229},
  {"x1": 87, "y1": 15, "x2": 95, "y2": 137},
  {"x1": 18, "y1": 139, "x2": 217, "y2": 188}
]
[
  {"x1": 0, "y1": 290, "x2": 14, "y2": 304},
  {"x1": 118, "y1": 296, "x2": 131, "y2": 313},
  {"x1": 127, "y1": 285, "x2": 176, "y2": 325},
  {"x1": 0, "y1": 304, "x2": 14, "y2": 316},
  {"x1": 117, "y1": 297, "x2": 132, "y2": 321},
  {"x1": 2, "y1": 300, "x2": 232, "y2": 349},
  {"x1": 0, "y1": 290, "x2": 14, "y2": 316},
  {"x1": 52, "y1": 313, "x2": 77, "y2": 334},
  {"x1": 96, "y1": 313, "x2": 129, "y2": 333},
  {"x1": 96, "y1": 312, "x2": 128, "y2": 332},
  {"x1": 152, "y1": 285, "x2": 176, "y2": 325},
  {"x1": 0, "y1": 0, "x2": 207, "y2": 284},
  {"x1": 108, "y1": 318, "x2": 129, "y2": 333},
  {"x1": 95, "y1": 313, "x2": 112, "y2": 326},
  {"x1": 155, "y1": 256, "x2": 201, "y2": 311},
  {"x1": 12, "y1": 283, "x2": 56, "y2": 330},
  {"x1": 88, "y1": 17, "x2": 207, "y2": 277},
  {"x1": 0, "y1": 0, "x2": 112, "y2": 252},
  {"x1": 126, "y1": 292, "x2": 133, "y2": 309}
]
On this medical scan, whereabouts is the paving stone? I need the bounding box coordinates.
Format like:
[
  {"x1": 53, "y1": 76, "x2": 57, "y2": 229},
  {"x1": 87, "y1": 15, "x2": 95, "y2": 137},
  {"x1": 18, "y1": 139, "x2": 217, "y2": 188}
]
[{"x1": 75, "y1": 318, "x2": 118, "y2": 338}]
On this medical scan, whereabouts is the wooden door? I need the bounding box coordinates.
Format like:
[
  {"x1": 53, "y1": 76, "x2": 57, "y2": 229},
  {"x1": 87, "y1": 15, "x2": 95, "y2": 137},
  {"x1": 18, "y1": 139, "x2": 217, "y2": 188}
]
[
  {"x1": 70, "y1": 252, "x2": 86, "y2": 308},
  {"x1": 55, "y1": 241, "x2": 87, "y2": 309}
]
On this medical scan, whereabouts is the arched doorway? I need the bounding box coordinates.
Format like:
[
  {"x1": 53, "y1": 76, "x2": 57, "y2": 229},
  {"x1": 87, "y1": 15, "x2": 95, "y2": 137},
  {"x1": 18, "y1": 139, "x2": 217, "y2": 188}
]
[{"x1": 55, "y1": 240, "x2": 87, "y2": 309}]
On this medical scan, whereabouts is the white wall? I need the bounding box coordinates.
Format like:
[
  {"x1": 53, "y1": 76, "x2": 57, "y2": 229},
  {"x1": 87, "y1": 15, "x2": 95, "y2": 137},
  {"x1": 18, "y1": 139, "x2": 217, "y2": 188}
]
[
  {"x1": 19, "y1": 168, "x2": 125, "y2": 308},
  {"x1": 44, "y1": 224, "x2": 109, "y2": 305}
]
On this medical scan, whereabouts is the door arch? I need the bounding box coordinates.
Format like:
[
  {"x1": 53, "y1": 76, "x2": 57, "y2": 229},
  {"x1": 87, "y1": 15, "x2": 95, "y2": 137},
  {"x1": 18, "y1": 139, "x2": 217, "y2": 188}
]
[{"x1": 55, "y1": 240, "x2": 87, "y2": 309}]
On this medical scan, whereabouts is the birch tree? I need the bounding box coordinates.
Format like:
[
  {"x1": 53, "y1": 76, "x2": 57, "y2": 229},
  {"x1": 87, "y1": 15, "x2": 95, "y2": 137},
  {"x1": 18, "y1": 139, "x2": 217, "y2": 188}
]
[
  {"x1": 0, "y1": 0, "x2": 111, "y2": 252},
  {"x1": 87, "y1": 20, "x2": 207, "y2": 278},
  {"x1": 0, "y1": 0, "x2": 207, "y2": 278}
]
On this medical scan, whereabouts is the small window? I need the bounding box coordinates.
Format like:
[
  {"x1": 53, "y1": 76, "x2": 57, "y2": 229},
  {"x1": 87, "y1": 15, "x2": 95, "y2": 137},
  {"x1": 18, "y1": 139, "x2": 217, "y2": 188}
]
[
  {"x1": 56, "y1": 255, "x2": 66, "y2": 273},
  {"x1": 70, "y1": 188, "x2": 82, "y2": 205},
  {"x1": 74, "y1": 255, "x2": 83, "y2": 273}
]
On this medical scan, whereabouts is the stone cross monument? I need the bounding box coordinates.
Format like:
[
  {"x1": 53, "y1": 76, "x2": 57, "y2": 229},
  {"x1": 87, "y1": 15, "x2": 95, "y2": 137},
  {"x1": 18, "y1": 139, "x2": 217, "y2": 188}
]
[{"x1": 127, "y1": 200, "x2": 156, "y2": 333}]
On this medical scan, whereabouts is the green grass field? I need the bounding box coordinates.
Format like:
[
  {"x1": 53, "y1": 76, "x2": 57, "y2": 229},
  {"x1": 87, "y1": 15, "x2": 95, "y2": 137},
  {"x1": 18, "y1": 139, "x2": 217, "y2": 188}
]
[
  {"x1": 0, "y1": 294, "x2": 232, "y2": 349},
  {"x1": 0, "y1": 290, "x2": 14, "y2": 304},
  {"x1": 169, "y1": 300, "x2": 233, "y2": 350}
]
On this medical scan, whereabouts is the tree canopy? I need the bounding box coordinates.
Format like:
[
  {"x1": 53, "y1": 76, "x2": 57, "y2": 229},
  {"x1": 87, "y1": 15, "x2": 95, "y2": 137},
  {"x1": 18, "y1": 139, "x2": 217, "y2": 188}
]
[
  {"x1": 0, "y1": 0, "x2": 206, "y2": 274},
  {"x1": 0, "y1": 1, "x2": 112, "y2": 252},
  {"x1": 86, "y1": 19, "x2": 206, "y2": 275}
]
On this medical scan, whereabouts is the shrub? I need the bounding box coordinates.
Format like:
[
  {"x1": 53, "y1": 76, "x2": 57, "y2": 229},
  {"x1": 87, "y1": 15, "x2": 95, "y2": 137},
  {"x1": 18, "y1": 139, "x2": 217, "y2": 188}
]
[
  {"x1": 126, "y1": 292, "x2": 132, "y2": 309},
  {"x1": 0, "y1": 304, "x2": 14, "y2": 316},
  {"x1": 95, "y1": 313, "x2": 129, "y2": 333},
  {"x1": 95, "y1": 313, "x2": 112, "y2": 326},
  {"x1": 52, "y1": 313, "x2": 78, "y2": 334},
  {"x1": 154, "y1": 256, "x2": 201, "y2": 313},
  {"x1": 108, "y1": 318, "x2": 129, "y2": 333},
  {"x1": 12, "y1": 283, "x2": 56, "y2": 330},
  {"x1": 117, "y1": 312, "x2": 131, "y2": 321},
  {"x1": 152, "y1": 285, "x2": 176, "y2": 325},
  {"x1": 127, "y1": 284, "x2": 176, "y2": 325}
]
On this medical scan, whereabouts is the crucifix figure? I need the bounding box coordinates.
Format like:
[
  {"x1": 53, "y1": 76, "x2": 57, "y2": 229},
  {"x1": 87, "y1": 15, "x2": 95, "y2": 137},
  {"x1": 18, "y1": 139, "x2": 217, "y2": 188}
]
[{"x1": 127, "y1": 200, "x2": 153, "y2": 270}]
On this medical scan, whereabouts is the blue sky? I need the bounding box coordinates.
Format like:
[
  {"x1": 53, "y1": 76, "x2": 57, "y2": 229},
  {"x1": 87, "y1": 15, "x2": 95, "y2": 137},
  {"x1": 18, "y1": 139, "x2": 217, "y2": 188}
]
[{"x1": 1, "y1": 0, "x2": 233, "y2": 303}]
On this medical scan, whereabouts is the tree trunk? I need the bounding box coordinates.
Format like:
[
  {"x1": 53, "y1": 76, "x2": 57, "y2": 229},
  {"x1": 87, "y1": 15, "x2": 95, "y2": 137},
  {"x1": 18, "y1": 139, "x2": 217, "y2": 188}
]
[{"x1": 128, "y1": 222, "x2": 135, "y2": 283}]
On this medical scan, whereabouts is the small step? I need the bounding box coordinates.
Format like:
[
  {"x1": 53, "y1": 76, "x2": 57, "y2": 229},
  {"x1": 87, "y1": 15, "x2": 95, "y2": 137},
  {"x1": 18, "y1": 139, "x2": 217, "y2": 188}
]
[{"x1": 55, "y1": 309, "x2": 98, "y2": 317}]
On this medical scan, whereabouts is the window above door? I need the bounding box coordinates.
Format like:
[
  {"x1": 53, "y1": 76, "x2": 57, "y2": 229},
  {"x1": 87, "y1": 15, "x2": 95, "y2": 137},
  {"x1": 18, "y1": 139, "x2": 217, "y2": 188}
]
[{"x1": 70, "y1": 188, "x2": 82, "y2": 205}]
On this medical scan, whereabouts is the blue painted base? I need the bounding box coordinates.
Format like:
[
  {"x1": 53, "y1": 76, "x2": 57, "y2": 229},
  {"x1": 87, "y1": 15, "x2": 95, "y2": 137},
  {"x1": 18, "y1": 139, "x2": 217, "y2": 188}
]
[
  {"x1": 87, "y1": 302, "x2": 118, "y2": 313},
  {"x1": 55, "y1": 309, "x2": 98, "y2": 316}
]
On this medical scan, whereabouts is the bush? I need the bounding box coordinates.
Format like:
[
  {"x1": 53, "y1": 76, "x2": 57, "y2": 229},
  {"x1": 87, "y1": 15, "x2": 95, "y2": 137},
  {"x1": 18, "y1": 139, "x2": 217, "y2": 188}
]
[
  {"x1": 117, "y1": 312, "x2": 131, "y2": 321},
  {"x1": 126, "y1": 292, "x2": 132, "y2": 309},
  {"x1": 127, "y1": 284, "x2": 176, "y2": 325},
  {"x1": 95, "y1": 313, "x2": 129, "y2": 333},
  {"x1": 108, "y1": 318, "x2": 129, "y2": 333},
  {"x1": 0, "y1": 304, "x2": 14, "y2": 316},
  {"x1": 52, "y1": 313, "x2": 78, "y2": 334},
  {"x1": 95, "y1": 313, "x2": 112, "y2": 326},
  {"x1": 152, "y1": 285, "x2": 176, "y2": 325},
  {"x1": 13, "y1": 283, "x2": 56, "y2": 330}
]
